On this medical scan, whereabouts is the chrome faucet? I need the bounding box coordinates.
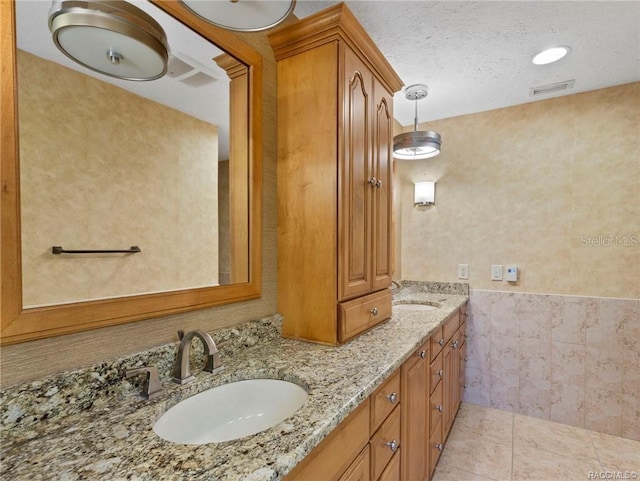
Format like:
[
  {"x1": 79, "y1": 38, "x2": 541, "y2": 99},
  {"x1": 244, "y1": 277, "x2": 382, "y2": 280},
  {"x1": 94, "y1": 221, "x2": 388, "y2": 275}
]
[{"x1": 172, "y1": 329, "x2": 224, "y2": 384}]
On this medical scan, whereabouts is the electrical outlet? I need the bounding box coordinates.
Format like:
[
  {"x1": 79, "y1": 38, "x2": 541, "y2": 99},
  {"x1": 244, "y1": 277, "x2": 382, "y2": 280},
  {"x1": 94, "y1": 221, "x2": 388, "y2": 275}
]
[
  {"x1": 491, "y1": 265, "x2": 503, "y2": 281},
  {"x1": 458, "y1": 264, "x2": 469, "y2": 280}
]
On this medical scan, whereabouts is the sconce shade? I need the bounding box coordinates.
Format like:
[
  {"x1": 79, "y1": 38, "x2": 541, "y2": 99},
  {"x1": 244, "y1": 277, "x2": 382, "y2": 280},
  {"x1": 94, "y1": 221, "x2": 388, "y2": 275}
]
[
  {"x1": 180, "y1": 0, "x2": 296, "y2": 32},
  {"x1": 415, "y1": 181, "x2": 436, "y2": 205},
  {"x1": 48, "y1": 0, "x2": 169, "y2": 81},
  {"x1": 394, "y1": 130, "x2": 442, "y2": 160}
]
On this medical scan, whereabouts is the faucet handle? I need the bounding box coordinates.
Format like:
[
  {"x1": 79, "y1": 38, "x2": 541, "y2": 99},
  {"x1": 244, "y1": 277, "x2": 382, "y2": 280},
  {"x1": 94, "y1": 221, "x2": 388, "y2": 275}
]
[{"x1": 125, "y1": 366, "x2": 165, "y2": 400}]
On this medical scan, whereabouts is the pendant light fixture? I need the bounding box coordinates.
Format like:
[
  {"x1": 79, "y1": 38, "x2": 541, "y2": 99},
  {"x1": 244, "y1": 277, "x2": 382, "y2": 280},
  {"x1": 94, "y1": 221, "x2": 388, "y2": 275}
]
[
  {"x1": 393, "y1": 84, "x2": 442, "y2": 160},
  {"x1": 48, "y1": 0, "x2": 169, "y2": 81},
  {"x1": 180, "y1": 0, "x2": 296, "y2": 32}
]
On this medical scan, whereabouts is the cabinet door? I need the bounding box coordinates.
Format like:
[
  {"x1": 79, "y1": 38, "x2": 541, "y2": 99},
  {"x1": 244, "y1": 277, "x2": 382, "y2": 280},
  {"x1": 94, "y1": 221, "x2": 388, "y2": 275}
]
[
  {"x1": 442, "y1": 334, "x2": 460, "y2": 437},
  {"x1": 339, "y1": 47, "x2": 374, "y2": 301},
  {"x1": 459, "y1": 335, "x2": 467, "y2": 406},
  {"x1": 339, "y1": 445, "x2": 371, "y2": 481},
  {"x1": 400, "y1": 345, "x2": 428, "y2": 481},
  {"x1": 371, "y1": 79, "x2": 393, "y2": 292}
]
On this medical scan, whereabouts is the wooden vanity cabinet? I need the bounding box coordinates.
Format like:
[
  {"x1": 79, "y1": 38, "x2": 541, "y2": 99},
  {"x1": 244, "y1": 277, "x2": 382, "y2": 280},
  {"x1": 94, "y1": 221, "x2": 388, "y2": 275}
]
[
  {"x1": 286, "y1": 303, "x2": 468, "y2": 481},
  {"x1": 400, "y1": 342, "x2": 429, "y2": 481},
  {"x1": 269, "y1": 4, "x2": 403, "y2": 345},
  {"x1": 285, "y1": 371, "x2": 401, "y2": 481},
  {"x1": 427, "y1": 305, "x2": 468, "y2": 478},
  {"x1": 284, "y1": 399, "x2": 371, "y2": 481}
]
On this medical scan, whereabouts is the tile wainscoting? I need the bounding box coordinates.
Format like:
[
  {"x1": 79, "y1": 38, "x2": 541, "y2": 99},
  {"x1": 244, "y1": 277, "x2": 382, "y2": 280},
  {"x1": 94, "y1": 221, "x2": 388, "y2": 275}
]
[{"x1": 463, "y1": 289, "x2": 640, "y2": 441}]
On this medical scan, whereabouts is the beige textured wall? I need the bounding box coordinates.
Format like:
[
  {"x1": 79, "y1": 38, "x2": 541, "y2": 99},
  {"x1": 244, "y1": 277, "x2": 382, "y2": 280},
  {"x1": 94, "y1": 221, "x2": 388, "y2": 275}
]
[
  {"x1": 396, "y1": 83, "x2": 640, "y2": 299},
  {"x1": 18, "y1": 51, "x2": 220, "y2": 307},
  {"x1": 1, "y1": 31, "x2": 278, "y2": 388}
]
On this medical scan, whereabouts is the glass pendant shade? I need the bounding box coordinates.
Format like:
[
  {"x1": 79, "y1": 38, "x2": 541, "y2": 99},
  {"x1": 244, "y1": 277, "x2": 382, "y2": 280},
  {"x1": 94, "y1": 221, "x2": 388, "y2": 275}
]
[
  {"x1": 393, "y1": 130, "x2": 442, "y2": 160},
  {"x1": 180, "y1": 0, "x2": 296, "y2": 32},
  {"x1": 48, "y1": 0, "x2": 169, "y2": 81}
]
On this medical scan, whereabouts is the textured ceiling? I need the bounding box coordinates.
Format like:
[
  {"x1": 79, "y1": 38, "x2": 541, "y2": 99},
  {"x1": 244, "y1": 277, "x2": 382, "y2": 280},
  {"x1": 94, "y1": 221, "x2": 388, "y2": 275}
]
[{"x1": 294, "y1": 1, "x2": 640, "y2": 127}]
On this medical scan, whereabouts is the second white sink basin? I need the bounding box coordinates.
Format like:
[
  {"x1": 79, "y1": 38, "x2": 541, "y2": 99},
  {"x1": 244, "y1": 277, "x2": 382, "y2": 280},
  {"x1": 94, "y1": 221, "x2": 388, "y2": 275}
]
[{"x1": 153, "y1": 379, "x2": 308, "y2": 444}]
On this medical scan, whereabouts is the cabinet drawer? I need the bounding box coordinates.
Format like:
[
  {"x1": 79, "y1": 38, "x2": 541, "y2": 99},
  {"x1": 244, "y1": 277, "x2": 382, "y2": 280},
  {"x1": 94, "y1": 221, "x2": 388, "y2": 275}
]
[
  {"x1": 430, "y1": 326, "x2": 444, "y2": 361},
  {"x1": 370, "y1": 369, "x2": 400, "y2": 433},
  {"x1": 443, "y1": 310, "x2": 460, "y2": 343},
  {"x1": 377, "y1": 450, "x2": 400, "y2": 481},
  {"x1": 429, "y1": 350, "x2": 443, "y2": 395},
  {"x1": 339, "y1": 289, "x2": 392, "y2": 342},
  {"x1": 285, "y1": 399, "x2": 370, "y2": 481},
  {"x1": 429, "y1": 380, "x2": 443, "y2": 438},
  {"x1": 370, "y1": 406, "x2": 400, "y2": 481},
  {"x1": 459, "y1": 321, "x2": 467, "y2": 347},
  {"x1": 428, "y1": 418, "x2": 444, "y2": 478},
  {"x1": 338, "y1": 445, "x2": 370, "y2": 481}
]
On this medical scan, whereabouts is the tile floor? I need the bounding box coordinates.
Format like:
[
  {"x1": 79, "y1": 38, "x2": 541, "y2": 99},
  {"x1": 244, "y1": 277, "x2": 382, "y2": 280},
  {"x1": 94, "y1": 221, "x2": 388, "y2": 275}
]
[{"x1": 433, "y1": 403, "x2": 640, "y2": 481}]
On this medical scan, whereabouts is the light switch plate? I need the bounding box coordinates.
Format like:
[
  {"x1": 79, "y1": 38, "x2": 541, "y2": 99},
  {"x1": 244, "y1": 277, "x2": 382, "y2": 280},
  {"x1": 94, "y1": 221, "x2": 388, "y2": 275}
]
[
  {"x1": 458, "y1": 264, "x2": 469, "y2": 280},
  {"x1": 491, "y1": 265, "x2": 503, "y2": 281}
]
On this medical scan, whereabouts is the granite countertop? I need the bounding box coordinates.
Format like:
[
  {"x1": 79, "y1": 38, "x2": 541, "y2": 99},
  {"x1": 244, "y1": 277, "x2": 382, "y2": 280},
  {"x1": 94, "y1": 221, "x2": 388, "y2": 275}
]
[{"x1": 0, "y1": 282, "x2": 468, "y2": 481}]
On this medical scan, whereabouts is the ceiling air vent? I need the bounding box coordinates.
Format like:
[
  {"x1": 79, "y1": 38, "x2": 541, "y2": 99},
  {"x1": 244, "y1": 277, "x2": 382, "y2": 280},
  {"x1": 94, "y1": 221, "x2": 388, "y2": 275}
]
[{"x1": 529, "y1": 79, "x2": 575, "y2": 97}]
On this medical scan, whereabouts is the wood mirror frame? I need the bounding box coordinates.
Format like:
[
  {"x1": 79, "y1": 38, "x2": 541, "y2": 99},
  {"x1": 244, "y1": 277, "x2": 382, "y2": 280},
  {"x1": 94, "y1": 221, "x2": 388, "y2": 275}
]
[{"x1": 0, "y1": 0, "x2": 263, "y2": 346}]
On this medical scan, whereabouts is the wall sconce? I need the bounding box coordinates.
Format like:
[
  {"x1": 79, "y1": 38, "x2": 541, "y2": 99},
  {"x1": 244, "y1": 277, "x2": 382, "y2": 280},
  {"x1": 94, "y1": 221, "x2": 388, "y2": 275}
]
[{"x1": 414, "y1": 181, "x2": 435, "y2": 206}]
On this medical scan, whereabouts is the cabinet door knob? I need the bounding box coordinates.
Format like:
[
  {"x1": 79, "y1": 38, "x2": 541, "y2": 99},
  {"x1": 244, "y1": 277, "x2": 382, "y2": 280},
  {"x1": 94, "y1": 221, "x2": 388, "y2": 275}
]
[
  {"x1": 375, "y1": 179, "x2": 382, "y2": 188},
  {"x1": 420, "y1": 350, "x2": 426, "y2": 359},
  {"x1": 385, "y1": 440, "x2": 399, "y2": 452},
  {"x1": 437, "y1": 369, "x2": 443, "y2": 377},
  {"x1": 368, "y1": 177, "x2": 378, "y2": 186},
  {"x1": 436, "y1": 443, "x2": 444, "y2": 452},
  {"x1": 438, "y1": 338, "x2": 445, "y2": 346},
  {"x1": 387, "y1": 392, "x2": 398, "y2": 404},
  {"x1": 437, "y1": 405, "x2": 443, "y2": 412},
  {"x1": 464, "y1": 356, "x2": 468, "y2": 361},
  {"x1": 452, "y1": 340, "x2": 458, "y2": 349},
  {"x1": 371, "y1": 307, "x2": 379, "y2": 316}
]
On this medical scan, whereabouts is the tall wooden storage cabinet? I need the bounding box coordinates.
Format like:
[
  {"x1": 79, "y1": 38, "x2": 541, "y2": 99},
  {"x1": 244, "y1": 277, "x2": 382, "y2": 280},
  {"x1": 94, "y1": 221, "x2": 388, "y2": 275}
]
[{"x1": 269, "y1": 4, "x2": 403, "y2": 344}]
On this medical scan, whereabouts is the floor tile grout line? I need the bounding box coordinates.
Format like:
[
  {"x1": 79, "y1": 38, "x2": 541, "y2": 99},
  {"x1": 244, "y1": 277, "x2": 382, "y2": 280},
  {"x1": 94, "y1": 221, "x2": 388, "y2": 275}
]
[
  {"x1": 587, "y1": 430, "x2": 606, "y2": 471},
  {"x1": 511, "y1": 410, "x2": 515, "y2": 481}
]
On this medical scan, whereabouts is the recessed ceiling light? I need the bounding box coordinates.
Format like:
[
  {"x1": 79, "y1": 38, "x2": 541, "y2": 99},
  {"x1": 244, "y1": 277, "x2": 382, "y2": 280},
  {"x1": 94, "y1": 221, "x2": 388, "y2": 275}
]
[{"x1": 532, "y1": 46, "x2": 570, "y2": 65}]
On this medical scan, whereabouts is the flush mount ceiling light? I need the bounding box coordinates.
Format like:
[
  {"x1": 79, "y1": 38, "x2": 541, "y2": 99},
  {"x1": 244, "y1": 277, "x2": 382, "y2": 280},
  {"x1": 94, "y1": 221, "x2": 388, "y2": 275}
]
[
  {"x1": 48, "y1": 0, "x2": 169, "y2": 81},
  {"x1": 393, "y1": 84, "x2": 442, "y2": 160},
  {"x1": 180, "y1": 0, "x2": 296, "y2": 32},
  {"x1": 532, "y1": 46, "x2": 570, "y2": 65}
]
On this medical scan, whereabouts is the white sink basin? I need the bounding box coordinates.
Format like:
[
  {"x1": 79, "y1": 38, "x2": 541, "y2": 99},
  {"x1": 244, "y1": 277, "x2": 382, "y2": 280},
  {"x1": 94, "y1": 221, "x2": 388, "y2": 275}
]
[
  {"x1": 393, "y1": 303, "x2": 439, "y2": 311},
  {"x1": 153, "y1": 379, "x2": 308, "y2": 444}
]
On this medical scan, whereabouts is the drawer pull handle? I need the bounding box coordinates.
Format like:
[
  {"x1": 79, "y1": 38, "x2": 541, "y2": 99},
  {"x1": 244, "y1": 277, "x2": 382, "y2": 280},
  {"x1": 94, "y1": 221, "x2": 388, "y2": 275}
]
[
  {"x1": 437, "y1": 405, "x2": 443, "y2": 412},
  {"x1": 387, "y1": 392, "x2": 397, "y2": 404},
  {"x1": 438, "y1": 339, "x2": 444, "y2": 346},
  {"x1": 420, "y1": 350, "x2": 426, "y2": 359},
  {"x1": 371, "y1": 307, "x2": 379, "y2": 316},
  {"x1": 385, "y1": 440, "x2": 399, "y2": 452},
  {"x1": 436, "y1": 443, "x2": 444, "y2": 452}
]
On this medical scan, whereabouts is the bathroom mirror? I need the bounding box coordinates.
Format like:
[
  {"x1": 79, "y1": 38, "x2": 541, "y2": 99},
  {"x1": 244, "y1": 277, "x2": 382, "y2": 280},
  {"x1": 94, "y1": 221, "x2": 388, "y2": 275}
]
[{"x1": 0, "y1": 0, "x2": 263, "y2": 345}]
